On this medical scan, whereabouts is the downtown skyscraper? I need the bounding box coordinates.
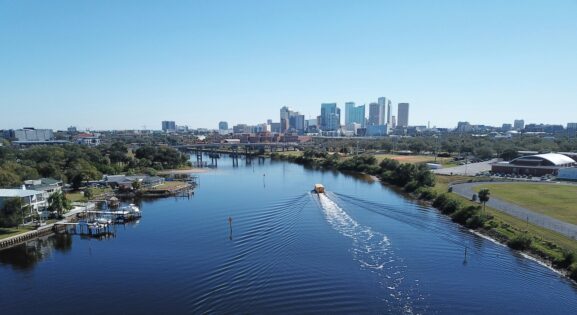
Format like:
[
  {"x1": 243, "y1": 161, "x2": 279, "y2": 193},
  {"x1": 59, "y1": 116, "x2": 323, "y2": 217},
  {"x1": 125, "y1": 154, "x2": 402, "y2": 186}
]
[
  {"x1": 320, "y1": 103, "x2": 341, "y2": 131},
  {"x1": 345, "y1": 102, "x2": 366, "y2": 127},
  {"x1": 397, "y1": 103, "x2": 409, "y2": 127},
  {"x1": 368, "y1": 98, "x2": 386, "y2": 126}
]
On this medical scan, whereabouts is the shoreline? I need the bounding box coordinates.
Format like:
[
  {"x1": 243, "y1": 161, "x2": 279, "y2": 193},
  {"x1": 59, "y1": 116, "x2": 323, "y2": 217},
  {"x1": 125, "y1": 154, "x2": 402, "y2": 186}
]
[{"x1": 272, "y1": 155, "x2": 577, "y2": 283}]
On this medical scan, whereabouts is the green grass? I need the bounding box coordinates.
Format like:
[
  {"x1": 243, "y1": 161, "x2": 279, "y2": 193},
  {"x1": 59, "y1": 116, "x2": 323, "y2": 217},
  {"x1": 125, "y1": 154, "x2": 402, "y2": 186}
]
[
  {"x1": 66, "y1": 192, "x2": 86, "y2": 202},
  {"x1": 0, "y1": 226, "x2": 36, "y2": 240},
  {"x1": 373, "y1": 154, "x2": 454, "y2": 166},
  {"x1": 65, "y1": 187, "x2": 112, "y2": 202},
  {"x1": 152, "y1": 181, "x2": 189, "y2": 190},
  {"x1": 435, "y1": 175, "x2": 577, "y2": 256},
  {"x1": 475, "y1": 183, "x2": 577, "y2": 225}
]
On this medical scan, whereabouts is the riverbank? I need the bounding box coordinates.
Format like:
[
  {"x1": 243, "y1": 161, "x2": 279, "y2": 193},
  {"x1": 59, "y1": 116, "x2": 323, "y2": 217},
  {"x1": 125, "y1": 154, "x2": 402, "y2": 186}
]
[
  {"x1": 0, "y1": 202, "x2": 94, "y2": 250},
  {"x1": 271, "y1": 153, "x2": 577, "y2": 282}
]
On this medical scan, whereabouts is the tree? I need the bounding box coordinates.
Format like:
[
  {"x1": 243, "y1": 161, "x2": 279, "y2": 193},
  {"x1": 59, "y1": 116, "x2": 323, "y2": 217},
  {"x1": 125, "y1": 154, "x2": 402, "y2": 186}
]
[
  {"x1": 500, "y1": 148, "x2": 519, "y2": 161},
  {"x1": 48, "y1": 191, "x2": 71, "y2": 218},
  {"x1": 0, "y1": 198, "x2": 23, "y2": 228},
  {"x1": 132, "y1": 180, "x2": 142, "y2": 190},
  {"x1": 478, "y1": 189, "x2": 491, "y2": 214},
  {"x1": 474, "y1": 147, "x2": 494, "y2": 160},
  {"x1": 83, "y1": 188, "x2": 93, "y2": 200}
]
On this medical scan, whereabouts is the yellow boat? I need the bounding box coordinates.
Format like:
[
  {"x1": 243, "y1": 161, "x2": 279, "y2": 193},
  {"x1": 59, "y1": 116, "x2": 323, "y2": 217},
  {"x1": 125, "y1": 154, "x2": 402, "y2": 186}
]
[{"x1": 314, "y1": 184, "x2": 325, "y2": 194}]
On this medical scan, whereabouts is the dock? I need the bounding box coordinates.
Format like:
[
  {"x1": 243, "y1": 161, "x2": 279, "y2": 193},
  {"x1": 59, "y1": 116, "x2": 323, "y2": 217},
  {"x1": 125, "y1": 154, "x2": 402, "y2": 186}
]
[{"x1": 0, "y1": 204, "x2": 140, "y2": 251}]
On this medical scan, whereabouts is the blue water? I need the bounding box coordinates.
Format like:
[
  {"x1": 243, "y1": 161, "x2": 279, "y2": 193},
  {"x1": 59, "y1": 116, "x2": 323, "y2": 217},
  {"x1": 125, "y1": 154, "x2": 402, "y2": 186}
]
[{"x1": 1, "y1": 156, "x2": 576, "y2": 314}]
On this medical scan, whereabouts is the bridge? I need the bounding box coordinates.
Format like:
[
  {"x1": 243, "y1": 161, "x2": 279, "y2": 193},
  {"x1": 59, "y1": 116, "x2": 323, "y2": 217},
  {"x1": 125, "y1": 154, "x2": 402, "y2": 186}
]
[{"x1": 173, "y1": 143, "x2": 302, "y2": 168}]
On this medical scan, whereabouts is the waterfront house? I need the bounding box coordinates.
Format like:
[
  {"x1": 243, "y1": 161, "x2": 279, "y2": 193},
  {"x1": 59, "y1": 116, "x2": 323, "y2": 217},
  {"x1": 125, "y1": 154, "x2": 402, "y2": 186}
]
[
  {"x1": 103, "y1": 175, "x2": 165, "y2": 190},
  {"x1": 0, "y1": 188, "x2": 48, "y2": 223}
]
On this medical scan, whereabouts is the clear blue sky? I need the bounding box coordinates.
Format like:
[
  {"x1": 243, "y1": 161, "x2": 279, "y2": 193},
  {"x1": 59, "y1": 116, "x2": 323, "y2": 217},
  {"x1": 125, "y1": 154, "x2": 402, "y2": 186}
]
[{"x1": 1, "y1": 0, "x2": 576, "y2": 130}]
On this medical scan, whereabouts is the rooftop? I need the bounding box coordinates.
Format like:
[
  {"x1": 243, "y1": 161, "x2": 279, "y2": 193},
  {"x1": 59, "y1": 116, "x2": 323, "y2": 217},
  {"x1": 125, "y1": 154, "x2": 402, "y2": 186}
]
[
  {"x1": 511, "y1": 153, "x2": 576, "y2": 166},
  {"x1": 0, "y1": 189, "x2": 45, "y2": 198}
]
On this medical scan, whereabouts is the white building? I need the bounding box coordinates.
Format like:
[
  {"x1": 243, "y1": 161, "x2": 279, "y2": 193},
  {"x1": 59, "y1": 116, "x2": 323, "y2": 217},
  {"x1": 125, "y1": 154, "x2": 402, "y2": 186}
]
[
  {"x1": 0, "y1": 188, "x2": 48, "y2": 223},
  {"x1": 14, "y1": 128, "x2": 54, "y2": 142}
]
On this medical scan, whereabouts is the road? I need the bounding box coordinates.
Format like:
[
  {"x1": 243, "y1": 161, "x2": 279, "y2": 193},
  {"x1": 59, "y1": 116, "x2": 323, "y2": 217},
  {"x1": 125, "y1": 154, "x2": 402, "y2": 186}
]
[{"x1": 451, "y1": 181, "x2": 577, "y2": 239}]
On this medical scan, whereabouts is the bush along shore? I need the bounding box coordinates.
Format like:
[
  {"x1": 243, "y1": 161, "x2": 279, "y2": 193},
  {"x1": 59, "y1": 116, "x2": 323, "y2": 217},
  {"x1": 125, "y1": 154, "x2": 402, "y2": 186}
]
[{"x1": 271, "y1": 150, "x2": 577, "y2": 282}]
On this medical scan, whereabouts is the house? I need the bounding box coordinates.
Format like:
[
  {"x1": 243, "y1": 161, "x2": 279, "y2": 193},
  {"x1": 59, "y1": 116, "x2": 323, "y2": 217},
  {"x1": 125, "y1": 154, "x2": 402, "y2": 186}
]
[
  {"x1": 103, "y1": 175, "x2": 165, "y2": 190},
  {"x1": 0, "y1": 188, "x2": 48, "y2": 223}
]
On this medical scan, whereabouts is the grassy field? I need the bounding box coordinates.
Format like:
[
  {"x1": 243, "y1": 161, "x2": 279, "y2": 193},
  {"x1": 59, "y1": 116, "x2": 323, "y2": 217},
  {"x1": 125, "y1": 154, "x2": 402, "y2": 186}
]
[
  {"x1": 435, "y1": 175, "x2": 577, "y2": 256},
  {"x1": 152, "y1": 181, "x2": 189, "y2": 190},
  {"x1": 475, "y1": 183, "x2": 577, "y2": 225},
  {"x1": 66, "y1": 187, "x2": 112, "y2": 202},
  {"x1": 373, "y1": 154, "x2": 455, "y2": 166}
]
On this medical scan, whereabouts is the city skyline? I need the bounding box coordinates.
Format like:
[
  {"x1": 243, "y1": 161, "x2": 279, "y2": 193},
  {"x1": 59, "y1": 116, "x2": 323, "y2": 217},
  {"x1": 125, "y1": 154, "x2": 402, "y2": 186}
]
[{"x1": 1, "y1": 1, "x2": 576, "y2": 130}]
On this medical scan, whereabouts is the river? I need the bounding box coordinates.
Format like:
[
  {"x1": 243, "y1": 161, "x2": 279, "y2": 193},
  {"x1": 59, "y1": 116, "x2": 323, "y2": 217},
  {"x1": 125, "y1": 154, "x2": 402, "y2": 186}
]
[{"x1": 1, "y1": 155, "x2": 576, "y2": 314}]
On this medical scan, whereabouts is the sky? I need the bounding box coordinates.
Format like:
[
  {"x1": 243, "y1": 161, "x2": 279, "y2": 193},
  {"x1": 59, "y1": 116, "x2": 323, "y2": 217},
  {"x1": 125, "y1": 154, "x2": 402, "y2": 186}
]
[{"x1": 1, "y1": 0, "x2": 576, "y2": 131}]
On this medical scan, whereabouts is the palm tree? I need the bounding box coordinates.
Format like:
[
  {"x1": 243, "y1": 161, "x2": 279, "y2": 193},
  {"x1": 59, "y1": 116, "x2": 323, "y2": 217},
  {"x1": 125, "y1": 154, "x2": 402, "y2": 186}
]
[{"x1": 478, "y1": 189, "x2": 491, "y2": 215}]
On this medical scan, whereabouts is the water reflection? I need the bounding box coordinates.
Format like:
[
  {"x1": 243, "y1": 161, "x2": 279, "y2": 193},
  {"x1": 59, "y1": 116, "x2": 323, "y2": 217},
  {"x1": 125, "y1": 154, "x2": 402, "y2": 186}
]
[{"x1": 0, "y1": 234, "x2": 72, "y2": 271}]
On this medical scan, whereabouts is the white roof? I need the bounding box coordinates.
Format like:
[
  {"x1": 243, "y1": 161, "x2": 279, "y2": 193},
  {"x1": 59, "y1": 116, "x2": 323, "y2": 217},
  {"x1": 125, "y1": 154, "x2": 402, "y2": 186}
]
[
  {"x1": 533, "y1": 153, "x2": 575, "y2": 165},
  {"x1": 0, "y1": 189, "x2": 44, "y2": 198}
]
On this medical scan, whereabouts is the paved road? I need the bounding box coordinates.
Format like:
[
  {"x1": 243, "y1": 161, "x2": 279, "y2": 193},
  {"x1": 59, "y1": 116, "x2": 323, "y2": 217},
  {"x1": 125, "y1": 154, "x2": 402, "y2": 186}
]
[
  {"x1": 451, "y1": 181, "x2": 577, "y2": 239},
  {"x1": 433, "y1": 159, "x2": 497, "y2": 176}
]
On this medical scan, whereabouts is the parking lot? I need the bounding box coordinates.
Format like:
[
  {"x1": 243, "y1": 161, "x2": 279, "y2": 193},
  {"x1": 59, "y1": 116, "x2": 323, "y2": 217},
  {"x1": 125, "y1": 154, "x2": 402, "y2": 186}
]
[{"x1": 433, "y1": 159, "x2": 496, "y2": 176}]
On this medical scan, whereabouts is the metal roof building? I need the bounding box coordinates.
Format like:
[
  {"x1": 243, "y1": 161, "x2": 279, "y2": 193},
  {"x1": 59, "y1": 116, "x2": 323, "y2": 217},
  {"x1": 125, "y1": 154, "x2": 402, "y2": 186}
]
[{"x1": 492, "y1": 153, "x2": 576, "y2": 176}]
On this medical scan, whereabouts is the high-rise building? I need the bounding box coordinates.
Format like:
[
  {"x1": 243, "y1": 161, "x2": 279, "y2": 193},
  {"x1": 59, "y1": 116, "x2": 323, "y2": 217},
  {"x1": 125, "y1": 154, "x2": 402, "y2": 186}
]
[
  {"x1": 391, "y1": 116, "x2": 397, "y2": 128},
  {"x1": 280, "y1": 106, "x2": 291, "y2": 132},
  {"x1": 218, "y1": 121, "x2": 228, "y2": 130},
  {"x1": 397, "y1": 103, "x2": 409, "y2": 127},
  {"x1": 368, "y1": 101, "x2": 385, "y2": 126},
  {"x1": 162, "y1": 121, "x2": 176, "y2": 132},
  {"x1": 320, "y1": 103, "x2": 341, "y2": 131},
  {"x1": 567, "y1": 123, "x2": 577, "y2": 137},
  {"x1": 514, "y1": 119, "x2": 525, "y2": 130},
  {"x1": 345, "y1": 102, "x2": 366, "y2": 127},
  {"x1": 294, "y1": 114, "x2": 305, "y2": 133},
  {"x1": 387, "y1": 100, "x2": 392, "y2": 125},
  {"x1": 345, "y1": 102, "x2": 355, "y2": 126}
]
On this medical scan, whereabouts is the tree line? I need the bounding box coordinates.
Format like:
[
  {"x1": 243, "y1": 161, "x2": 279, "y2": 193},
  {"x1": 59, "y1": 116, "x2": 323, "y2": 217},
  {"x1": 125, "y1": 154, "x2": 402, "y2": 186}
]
[
  {"x1": 309, "y1": 134, "x2": 577, "y2": 160},
  {"x1": 0, "y1": 143, "x2": 191, "y2": 190},
  {"x1": 273, "y1": 149, "x2": 435, "y2": 192}
]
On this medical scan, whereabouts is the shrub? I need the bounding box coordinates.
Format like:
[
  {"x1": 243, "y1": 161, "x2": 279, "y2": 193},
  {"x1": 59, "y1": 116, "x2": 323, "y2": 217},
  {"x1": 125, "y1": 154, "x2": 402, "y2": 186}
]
[
  {"x1": 570, "y1": 266, "x2": 577, "y2": 282},
  {"x1": 403, "y1": 181, "x2": 420, "y2": 193},
  {"x1": 553, "y1": 252, "x2": 575, "y2": 269},
  {"x1": 465, "y1": 214, "x2": 486, "y2": 229},
  {"x1": 418, "y1": 188, "x2": 437, "y2": 201},
  {"x1": 451, "y1": 205, "x2": 480, "y2": 225},
  {"x1": 507, "y1": 234, "x2": 532, "y2": 250},
  {"x1": 441, "y1": 199, "x2": 461, "y2": 215},
  {"x1": 448, "y1": 186, "x2": 453, "y2": 193},
  {"x1": 471, "y1": 194, "x2": 477, "y2": 202},
  {"x1": 433, "y1": 194, "x2": 449, "y2": 209}
]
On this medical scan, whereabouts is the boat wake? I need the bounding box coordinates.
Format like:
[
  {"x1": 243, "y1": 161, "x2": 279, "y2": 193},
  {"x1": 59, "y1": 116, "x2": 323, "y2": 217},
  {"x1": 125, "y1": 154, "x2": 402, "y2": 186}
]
[{"x1": 316, "y1": 192, "x2": 418, "y2": 314}]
